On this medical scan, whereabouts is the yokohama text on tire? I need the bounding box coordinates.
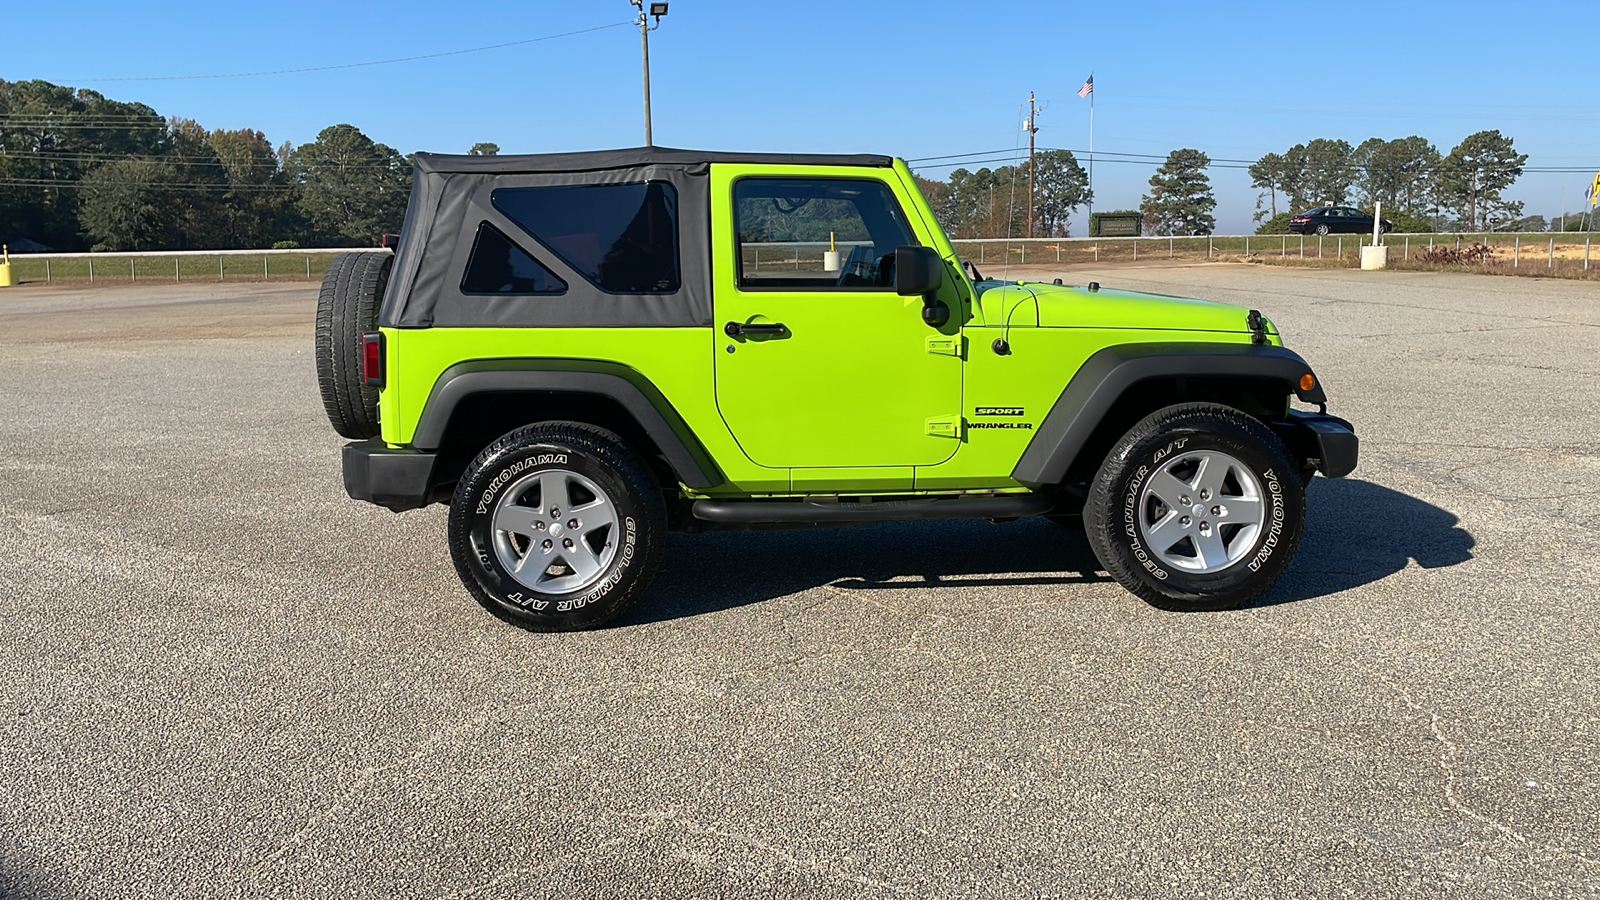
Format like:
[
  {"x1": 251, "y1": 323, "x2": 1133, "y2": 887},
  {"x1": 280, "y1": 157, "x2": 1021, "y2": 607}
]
[
  {"x1": 447, "y1": 422, "x2": 665, "y2": 631},
  {"x1": 1084, "y1": 402, "x2": 1306, "y2": 611}
]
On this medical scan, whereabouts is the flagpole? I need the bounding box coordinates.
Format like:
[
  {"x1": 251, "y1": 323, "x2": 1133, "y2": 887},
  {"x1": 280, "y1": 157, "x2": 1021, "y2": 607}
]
[{"x1": 1088, "y1": 76, "x2": 1094, "y2": 229}]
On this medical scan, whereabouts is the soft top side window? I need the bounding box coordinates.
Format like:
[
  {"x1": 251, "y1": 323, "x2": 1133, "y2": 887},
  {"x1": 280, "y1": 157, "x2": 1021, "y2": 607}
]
[
  {"x1": 460, "y1": 222, "x2": 567, "y2": 296},
  {"x1": 493, "y1": 182, "x2": 681, "y2": 294}
]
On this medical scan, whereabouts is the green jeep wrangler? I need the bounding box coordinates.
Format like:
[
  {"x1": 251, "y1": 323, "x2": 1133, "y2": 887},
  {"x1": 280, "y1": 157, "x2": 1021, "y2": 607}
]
[{"x1": 315, "y1": 148, "x2": 1357, "y2": 631}]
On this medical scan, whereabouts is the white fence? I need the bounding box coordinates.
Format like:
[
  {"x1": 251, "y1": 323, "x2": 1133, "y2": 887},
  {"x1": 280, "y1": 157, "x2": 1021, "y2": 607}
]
[
  {"x1": 948, "y1": 232, "x2": 1595, "y2": 270},
  {"x1": 5, "y1": 232, "x2": 1594, "y2": 286},
  {"x1": 2, "y1": 247, "x2": 389, "y2": 284}
]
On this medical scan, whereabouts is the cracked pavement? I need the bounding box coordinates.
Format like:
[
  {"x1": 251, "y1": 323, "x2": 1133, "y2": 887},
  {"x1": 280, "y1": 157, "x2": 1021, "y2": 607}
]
[{"x1": 1, "y1": 265, "x2": 1597, "y2": 898}]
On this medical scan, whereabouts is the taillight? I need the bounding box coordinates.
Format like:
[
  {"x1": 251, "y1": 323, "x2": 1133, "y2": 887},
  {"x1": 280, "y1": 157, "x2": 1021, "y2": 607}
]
[{"x1": 362, "y1": 332, "x2": 385, "y2": 388}]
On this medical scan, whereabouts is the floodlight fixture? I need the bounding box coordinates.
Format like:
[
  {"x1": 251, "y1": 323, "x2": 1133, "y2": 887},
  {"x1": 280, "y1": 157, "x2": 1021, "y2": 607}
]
[{"x1": 650, "y1": 2, "x2": 669, "y2": 17}]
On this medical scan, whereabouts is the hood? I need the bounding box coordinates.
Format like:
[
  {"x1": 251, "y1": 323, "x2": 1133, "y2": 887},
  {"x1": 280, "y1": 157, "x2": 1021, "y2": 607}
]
[{"x1": 976, "y1": 280, "x2": 1270, "y2": 335}]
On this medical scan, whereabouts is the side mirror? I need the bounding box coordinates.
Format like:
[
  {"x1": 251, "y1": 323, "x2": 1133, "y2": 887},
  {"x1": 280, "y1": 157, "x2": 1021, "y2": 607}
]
[
  {"x1": 894, "y1": 246, "x2": 943, "y2": 296},
  {"x1": 894, "y1": 246, "x2": 950, "y2": 328}
]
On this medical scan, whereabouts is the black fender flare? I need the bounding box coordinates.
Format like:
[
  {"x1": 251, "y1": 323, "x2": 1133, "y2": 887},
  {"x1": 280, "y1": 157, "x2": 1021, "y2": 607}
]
[
  {"x1": 412, "y1": 359, "x2": 723, "y2": 489},
  {"x1": 1012, "y1": 343, "x2": 1327, "y2": 487}
]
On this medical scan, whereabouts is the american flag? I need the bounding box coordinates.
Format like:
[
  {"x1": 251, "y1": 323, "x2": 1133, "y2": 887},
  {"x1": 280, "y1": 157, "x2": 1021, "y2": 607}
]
[{"x1": 1077, "y1": 75, "x2": 1094, "y2": 98}]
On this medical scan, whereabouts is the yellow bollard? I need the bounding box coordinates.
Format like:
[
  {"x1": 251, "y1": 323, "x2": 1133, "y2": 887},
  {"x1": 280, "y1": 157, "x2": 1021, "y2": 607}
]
[{"x1": 0, "y1": 245, "x2": 13, "y2": 287}]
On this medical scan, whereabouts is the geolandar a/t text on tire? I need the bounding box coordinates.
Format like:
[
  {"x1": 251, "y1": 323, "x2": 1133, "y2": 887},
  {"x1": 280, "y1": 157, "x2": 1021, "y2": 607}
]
[
  {"x1": 319, "y1": 147, "x2": 1358, "y2": 630},
  {"x1": 1086, "y1": 403, "x2": 1306, "y2": 611},
  {"x1": 447, "y1": 422, "x2": 665, "y2": 631}
]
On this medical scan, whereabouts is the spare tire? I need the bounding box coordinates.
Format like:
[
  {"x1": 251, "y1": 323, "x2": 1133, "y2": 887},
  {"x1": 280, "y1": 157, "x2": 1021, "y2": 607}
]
[{"x1": 315, "y1": 252, "x2": 391, "y2": 440}]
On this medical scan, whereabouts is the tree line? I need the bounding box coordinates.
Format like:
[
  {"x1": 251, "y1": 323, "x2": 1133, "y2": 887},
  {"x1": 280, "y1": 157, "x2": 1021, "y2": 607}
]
[
  {"x1": 912, "y1": 129, "x2": 1558, "y2": 238},
  {"x1": 0, "y1": 80, "x2": 495, "y2": 251},
  {"x1": 1, "y1": 78, "x2": 1568, "y2": 249},
  {"x1": 913, "y1": 150, "x2": 1093, "y2": 239},
  {"x1": 1246, "y1": 130, "x2": 1536, "y2": 233}
]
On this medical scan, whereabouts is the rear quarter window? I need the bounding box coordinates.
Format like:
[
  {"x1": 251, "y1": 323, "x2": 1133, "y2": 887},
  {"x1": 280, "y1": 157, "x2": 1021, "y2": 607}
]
[{"x1": 492, "y1": 183, "x2": 681, "y2": 294}]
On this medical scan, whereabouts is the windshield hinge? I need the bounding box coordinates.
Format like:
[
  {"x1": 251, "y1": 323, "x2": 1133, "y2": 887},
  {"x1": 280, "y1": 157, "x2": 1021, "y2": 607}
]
[{"x1": 925, "y1": 415, "x2": 963, "y2": 439}]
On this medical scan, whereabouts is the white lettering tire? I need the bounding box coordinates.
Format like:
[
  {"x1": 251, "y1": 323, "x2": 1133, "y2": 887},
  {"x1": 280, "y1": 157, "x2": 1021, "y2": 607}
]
[
  {"x1": 1084, "y1": 403, "x2": 1306, "y2": 611},
  {"x1": 448, "y1": 422, "x2": 665, "y2": 631}
]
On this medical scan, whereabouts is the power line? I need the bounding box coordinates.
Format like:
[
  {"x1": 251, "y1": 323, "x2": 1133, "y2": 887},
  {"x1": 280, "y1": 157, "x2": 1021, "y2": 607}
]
[
  {"x1": 0, "y1": 149, "x2": 401, "y2": 170},
  {"x1": 907, "y1": 146, "x2": 1597, "y2": 174},
  {"x1": 42, "y1": 21, "x2": 632, "y2": 83},
  {"x1": 0, "y1": 177, "x2": 299, "y2": 192}
]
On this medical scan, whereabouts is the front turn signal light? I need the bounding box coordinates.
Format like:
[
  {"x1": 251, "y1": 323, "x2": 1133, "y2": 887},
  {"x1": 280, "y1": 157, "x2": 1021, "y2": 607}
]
[{"x1": 1300, "y1": 374, "x2": 1316, "y2": 392}]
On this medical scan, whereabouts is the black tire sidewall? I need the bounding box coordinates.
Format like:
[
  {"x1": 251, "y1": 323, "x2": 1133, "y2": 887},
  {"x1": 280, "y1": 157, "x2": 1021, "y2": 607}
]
[
  {"x1": 314, "y1": 252, "x2": 389, "y2": 440},
  {"x1": 1089, "y1": 407, "x2": 1304, "y2": 608},
  {"x1": 448, "y1": 427, "x2": 659, "y2": 631}
]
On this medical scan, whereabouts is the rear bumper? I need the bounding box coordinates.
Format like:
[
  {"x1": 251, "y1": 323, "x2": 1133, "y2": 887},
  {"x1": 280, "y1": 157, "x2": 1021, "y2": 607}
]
[
  {"x1": 342, "y1": 440, "x2": 438, "y2": 512},
  {"x1": 1274, "y1": 411, "x2": 1359, "y2": 478}
]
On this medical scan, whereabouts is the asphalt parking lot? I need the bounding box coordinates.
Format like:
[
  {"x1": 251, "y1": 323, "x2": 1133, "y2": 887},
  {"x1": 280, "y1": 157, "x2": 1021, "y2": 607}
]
[{"x1": 2, "y1": 263, "x2": 1597, "y2": 899}]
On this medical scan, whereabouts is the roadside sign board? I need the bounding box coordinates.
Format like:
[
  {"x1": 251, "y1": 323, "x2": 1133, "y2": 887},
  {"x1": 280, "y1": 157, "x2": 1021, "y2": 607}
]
[{"x1": 1090, "y1": 213, "x2": 1143, "y2": 237}]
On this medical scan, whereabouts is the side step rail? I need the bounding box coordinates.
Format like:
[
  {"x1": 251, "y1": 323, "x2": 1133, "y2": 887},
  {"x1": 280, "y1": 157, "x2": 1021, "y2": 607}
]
[{"x1": 691, "y1": 493, "x2": 1057, "y2": 525}]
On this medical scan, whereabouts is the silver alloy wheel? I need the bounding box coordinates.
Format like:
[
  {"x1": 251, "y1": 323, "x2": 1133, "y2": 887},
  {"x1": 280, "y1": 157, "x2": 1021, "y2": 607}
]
[
  {"x1": 490, "y1": 468, "x2": 620, "y2": 595},
  {"x1": 1137, "y1": 449, "x2": 1266, "y2": 574}
]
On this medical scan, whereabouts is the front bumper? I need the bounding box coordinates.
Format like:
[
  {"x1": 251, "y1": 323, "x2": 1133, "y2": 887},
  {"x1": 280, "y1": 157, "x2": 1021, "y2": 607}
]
[
  {"x1": 342, "y1": 440, "x2": 439, "y2": 512},
  {"x1": 1274, "y1": 411, "x2": 1359, "y2": 478}
]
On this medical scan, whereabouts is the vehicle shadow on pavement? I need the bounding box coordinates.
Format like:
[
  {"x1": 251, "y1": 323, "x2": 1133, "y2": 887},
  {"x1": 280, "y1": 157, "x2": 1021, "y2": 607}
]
[
  {"x1": 1253, "y1": 477, "x2": 1475, "y2": 607},
  {"x1": 627, "y1": 518, "x2": 1109, "y2": 625},
  {"x1": 625, "y1": 478, "x2": 1473, "y2": 625}
]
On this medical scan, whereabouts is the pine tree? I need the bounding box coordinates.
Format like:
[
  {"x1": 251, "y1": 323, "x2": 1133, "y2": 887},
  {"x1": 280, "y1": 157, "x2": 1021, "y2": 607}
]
[
  {"x1": 1438, "y1": 130, "x2": 1527, "y2": 231},
  {"x1": 1140, "y1": 149, "x2": 1216, "y2": 235}
]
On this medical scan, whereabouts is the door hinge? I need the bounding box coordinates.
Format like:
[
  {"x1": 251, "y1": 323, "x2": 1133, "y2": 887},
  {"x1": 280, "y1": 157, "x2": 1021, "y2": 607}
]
[
  {"x1": 925, "y1": 415, "x2": 964, "y2": 439},
  {"x1": 925, "y1": 335, "x2": 964, "y2": 358}
]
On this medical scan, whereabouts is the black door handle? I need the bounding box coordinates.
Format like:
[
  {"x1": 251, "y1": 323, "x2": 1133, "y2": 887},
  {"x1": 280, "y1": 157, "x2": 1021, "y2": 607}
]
[{"x1": 725, "y1": 321, "x2": 787, "y2": 337}]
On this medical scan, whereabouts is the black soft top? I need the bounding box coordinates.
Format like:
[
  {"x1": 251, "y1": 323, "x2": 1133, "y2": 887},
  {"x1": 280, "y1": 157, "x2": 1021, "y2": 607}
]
[
  {"x1": 382, "y1": 147, "x2": 898, "y2": 330},
  {"x1": 414, "y1": 147, "x2": 894, "y2": 175}
]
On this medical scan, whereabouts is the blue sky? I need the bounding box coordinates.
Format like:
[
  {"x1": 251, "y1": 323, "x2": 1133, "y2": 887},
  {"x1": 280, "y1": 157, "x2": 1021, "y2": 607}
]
[{"x1": 6, "y1": 0, "x2": 1597, "y2": 233}]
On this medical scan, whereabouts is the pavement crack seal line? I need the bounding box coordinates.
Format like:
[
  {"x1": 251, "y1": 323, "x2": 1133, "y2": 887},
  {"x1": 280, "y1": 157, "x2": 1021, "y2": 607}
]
[
  {"x1": 237, "y1": 679, "x2": 658, "y2": 894},
  {"x1": 619, "y1": 807, "x2": 913, "y2": 894},
  {"x1": 1246, "y1": 615, "x2": 1600, "y2": 870},
  {"x1": 431, "y1": 824, "x2": 666, "y2": 900}
]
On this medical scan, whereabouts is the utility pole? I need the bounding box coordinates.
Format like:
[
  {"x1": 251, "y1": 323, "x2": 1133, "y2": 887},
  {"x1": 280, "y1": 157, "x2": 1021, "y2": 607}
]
[
  {"x1": 1026, "y1": 92, "x2": 1039, "y2": 238},
  {"x1": 630, "y1": 1, "x2": 669, "y2": 146}
]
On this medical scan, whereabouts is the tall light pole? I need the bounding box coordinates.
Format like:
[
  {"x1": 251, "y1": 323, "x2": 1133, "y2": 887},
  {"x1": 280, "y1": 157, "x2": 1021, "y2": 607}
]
[{"x1": 631, "y1": 1, "x2": 669, "y2": 146}]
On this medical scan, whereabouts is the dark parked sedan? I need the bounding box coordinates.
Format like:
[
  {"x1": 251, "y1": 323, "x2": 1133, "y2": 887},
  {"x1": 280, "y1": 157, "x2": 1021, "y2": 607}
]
[{"x1": 1289, "y1": 206, "x2": 1393, "y2": 235}]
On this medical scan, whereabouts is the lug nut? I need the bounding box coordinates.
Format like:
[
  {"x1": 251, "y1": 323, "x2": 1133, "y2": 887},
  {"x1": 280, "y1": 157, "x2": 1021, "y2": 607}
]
[
  {"x1": 567, "y1": 519, "x2": 579, "y2": 530},
  {"x1": 550, "y1": 507, "x2": 561, "y2": 518},
  {"x1": 562, "y1": 538, "x2": 574, "y2": 549},
  {"x1": 1199, "y1": 522, "x2": 1212, "y2": 534},
  {"x1": 1212, "y1": 505, "x2": 1222, "y2": 516},
  {"x1": 535, "y1": 521, "x2": 546, "y2": 531},
  {"x1": 1199, "y1": 489, "x2": 1211, "y2": 501},
  {"x1": 1179, "y1": 516, "x2": 1192, "y2": 527},
  {"x1": 541, "y1": 539, "x2": 553, "y2": 550},
  {"x1": 1180, "y1": 495, "x2": 1191, "y2": 506}
]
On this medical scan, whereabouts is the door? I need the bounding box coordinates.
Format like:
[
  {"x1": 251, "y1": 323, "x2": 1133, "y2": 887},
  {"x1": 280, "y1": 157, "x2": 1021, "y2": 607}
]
[{"x1": 710, "y1": 167, "x2": 963, "y2": 469}]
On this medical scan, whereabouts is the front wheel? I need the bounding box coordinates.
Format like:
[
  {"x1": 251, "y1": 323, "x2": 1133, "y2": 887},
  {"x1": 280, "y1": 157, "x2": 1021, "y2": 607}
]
[
  {"x1": 447, "y1": 422, "x2": 666, "y2": 631},
  {"x1": 1084, "y1": 403, "x2": 1305, "y2": 611}
]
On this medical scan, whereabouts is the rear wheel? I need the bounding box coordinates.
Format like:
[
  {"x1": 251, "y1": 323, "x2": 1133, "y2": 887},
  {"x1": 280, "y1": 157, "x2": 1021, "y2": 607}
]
[
  {"x1": 447, "y1": 422, "x2": 665, "y2": 631},
  {"x1": 1085, "y1": 403, "x2": 1305, "y2": 611},
  {"x1": 314, "y1": 252, "x2": 390, "y2": 439},
  {"x1": 1313, "y1": 224, "x2": 1330, "y2": 236}
]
